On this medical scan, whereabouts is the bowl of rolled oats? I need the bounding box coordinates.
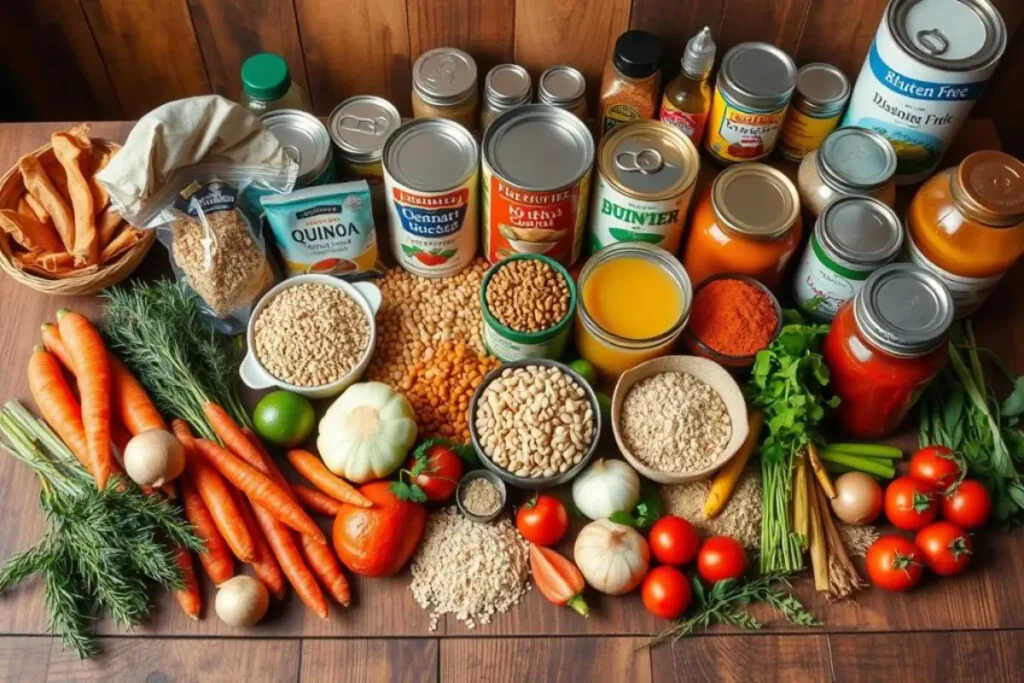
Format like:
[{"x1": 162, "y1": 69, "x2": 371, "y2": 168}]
[
  {"x1": 469, "y1": 359, "x2": 601, "y2": 489},
  {"x1": 611, "y1": 355, "x2": 749, "y2": 485},
  {"x1": 240, "y1": 274, "x2": 382, "y2": 399}
]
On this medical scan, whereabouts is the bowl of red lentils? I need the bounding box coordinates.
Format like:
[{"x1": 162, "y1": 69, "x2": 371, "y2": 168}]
[{"x1": 682, "y1": 273, "x2": 781, "y2": 370}]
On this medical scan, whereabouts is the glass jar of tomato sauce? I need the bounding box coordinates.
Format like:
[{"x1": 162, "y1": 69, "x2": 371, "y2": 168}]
[
  {"x1": 681, "y1": 163, "x2": 802, "y2": 290},
  {"x1": 906, "y1": 151, "x2": 1024, "y2": 317},
  {"x1": 822, "y1": 264, "x2": 954, "y2": 440}
]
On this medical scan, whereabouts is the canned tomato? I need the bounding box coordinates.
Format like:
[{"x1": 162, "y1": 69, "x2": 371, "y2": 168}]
[
  {"x1": 843, "y1": 0, "x2": 1006, "y2": 184},
  {"x1": 778, "y1": 63, "x2": 850, "y2": 161},
  {"x1": 589, "y1": 121, "x2": 699, "y2": 254},
  {"x1": 329, "y1": 95, "x2": 401, "y2": 212},
  {"x1": 481, "y1": 104, "x2": 594, "y2": 266},
  {"x1": 705, "y1": 42, "x2": 796, "y2": 164},
  {"x1": 261, "y1": 109, "x2": 336, "y2": 187},
  {"x1": 793, "y1": 196, "x2": 903, "y2": 320},
  {"x1": 383, "y1": 118, "x2": 479, "y2": 277}
]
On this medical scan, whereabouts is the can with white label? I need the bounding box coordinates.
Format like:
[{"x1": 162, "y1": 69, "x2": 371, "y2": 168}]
[
  {"x1": 382, "y1": 118, "x2": 479, "y2": 277},
  {"x1": 842, "y1": 0, "x2": 1006, "y2": 185}
]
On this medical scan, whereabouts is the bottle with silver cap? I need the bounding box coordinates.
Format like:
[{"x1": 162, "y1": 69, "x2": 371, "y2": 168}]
[
  {"x1": 537, "y1": 66, "x2": 588, "y2": 120},
  {"x1": 797, "y1": 127, "x2": 898, "y2": 216},
  {"x1": 659, "y1": 26, "x2": 716, "y2": 145},
  {"x1": 411, "y1": 47, "x2": 479, "y2": 129},
  {"x1": 822, "y1": 263, "x2": 954, "y2": 439},
  {"x1": 481, "y1": 64, "x2": 532, "y2": 133}
]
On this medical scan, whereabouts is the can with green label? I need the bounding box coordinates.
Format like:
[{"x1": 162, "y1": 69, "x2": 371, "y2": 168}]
[{"x1": 588, "y1": 120, "x2": 699, "y2": 254}]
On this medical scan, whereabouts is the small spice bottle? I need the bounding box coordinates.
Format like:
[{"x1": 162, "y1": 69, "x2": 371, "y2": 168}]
[
  {"x1": 537, "y1": 66, "x2": 588, "y2": 120},
  {"x1": 797, "y1": 127, "x2": 897, "y2": 216},
  {"x1": 411, "y1": 47, "x2": 479, "y2": 128},
  {"x1": 598, "y1": 30, "x2": 663, "y2": 136},
  {"x1": 778, "y1": 63, "x2": 850, "y2": 161},
  {"x1": 659, "y1": 26, "x2": 716, "y2": 146},
  {"x1": 240, "y1": 52, "x2": 311, "y2": 115},
  {"x1": 480, "y1": 64, "x2": 532, "y2": 133}
]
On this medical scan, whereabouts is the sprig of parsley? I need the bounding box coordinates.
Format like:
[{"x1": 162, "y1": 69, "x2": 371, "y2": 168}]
[
  {"x1": 389, "y1": 438, "x2": 480, "y2": 503},
  {"x1": 608, "y1": 480, "x2": 663, "y2": 529}
]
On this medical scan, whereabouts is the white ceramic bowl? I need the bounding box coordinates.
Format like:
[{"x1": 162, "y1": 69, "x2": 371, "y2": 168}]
[{"x1": 240, "y1": 274, "x2": 382, "y2": 400}]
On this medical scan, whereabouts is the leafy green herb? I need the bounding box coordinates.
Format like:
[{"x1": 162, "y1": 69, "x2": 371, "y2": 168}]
[
  {"x1": 388, "y1": 480, "x2": 429, "y2": 503},
  {"x1": 608, "y1": 480, "x2": 663, "y2": 529},
  {"x1": 390, "y1": 438, "x2": 477, "y2": 503},
  {"x1": 412, "y1": 437, "x2": 479, "y2": 468}
]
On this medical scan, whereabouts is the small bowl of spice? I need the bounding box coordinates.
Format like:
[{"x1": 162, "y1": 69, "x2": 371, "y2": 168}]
[
  {"x1": 456, "y1": 470, "x2": 508, "y2": 523},
  {"x1": 611, "y1": 355, "x2": 749, "y2": 485},
  {"x1": 240, "y1": 274, "x2": 382, "y2": 399},
  {"x1": 470, "y1": 359, "x2": 600, "y2": 489},
  {"x1": 481, "y1": 254, "x2": 576, "y2": 362},
  {"x1": 682, "y1": 274, "x2": 781, "y2": 370}
]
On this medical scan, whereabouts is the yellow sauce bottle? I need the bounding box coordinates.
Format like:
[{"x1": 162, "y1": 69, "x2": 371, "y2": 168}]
[{"x1": 659, "y1": 27, "x2": 715, "y2": 146}]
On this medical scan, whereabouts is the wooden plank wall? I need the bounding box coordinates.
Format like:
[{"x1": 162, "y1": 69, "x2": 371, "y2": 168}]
[{"x1": 1, "y1": 0, "x2": 1022, "y2": 154}]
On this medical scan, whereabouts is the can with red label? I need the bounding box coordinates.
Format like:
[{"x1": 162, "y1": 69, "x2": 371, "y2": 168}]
[
  {"x1": 481, "y1": 104, "x2": 595, "y2": 266},
  {"x1": 382, "y1": 118, "x2": 479, "y2": 277}
]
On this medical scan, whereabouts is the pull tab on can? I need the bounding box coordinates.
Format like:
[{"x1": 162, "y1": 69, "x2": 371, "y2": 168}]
[{"x1": 615, "y1": 148, "x2": 664, "y2": 175}]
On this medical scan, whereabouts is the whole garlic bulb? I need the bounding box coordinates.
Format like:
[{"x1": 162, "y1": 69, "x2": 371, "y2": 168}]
[
  {"x1": 574, "y1": 519, "x2": 650, "y2": 595},
  {"x1": 571, "y1": 458, "x2": 640, "y2": 520}
]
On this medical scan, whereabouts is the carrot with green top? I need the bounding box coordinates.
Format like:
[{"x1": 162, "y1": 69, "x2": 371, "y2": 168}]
[
  {"x1": 178, "y1": 473, "x2": 235, "y2": 585},
  {"x1": 236, "y1": 493, "x2": 287, "y2": 600},
  {"x1": 56, "y1": 309, "x2": 112, "y2": 489},
  {"x1": 292, "y1": 484, "x2": 342, "y2": 517},
  {"x1": 27, "y1": 346, "x2": 91, "y2": 471},
  {"x1": 286, "y1": 449, "x2": 372, "y2": 508}
]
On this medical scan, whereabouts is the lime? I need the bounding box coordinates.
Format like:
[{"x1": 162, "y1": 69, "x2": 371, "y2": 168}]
[
  {"x1": 596, "y1": 392, "x2": 613, "y2": 420},
  {"x1": 253, "y1": 390, "x2": 315, "y2": 447},
  {"x1": 569, "y1": 359, "x2": 598, "y2": 386}
]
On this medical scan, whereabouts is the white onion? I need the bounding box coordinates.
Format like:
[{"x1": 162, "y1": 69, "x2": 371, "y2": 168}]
[{"x1": 571, "y1": 459, "x2": 640, "y2": 520}]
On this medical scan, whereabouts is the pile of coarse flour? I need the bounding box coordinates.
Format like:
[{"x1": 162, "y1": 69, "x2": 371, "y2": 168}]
[{"x1": 409, "y1": 508, "x2": 529, "y2": 630}]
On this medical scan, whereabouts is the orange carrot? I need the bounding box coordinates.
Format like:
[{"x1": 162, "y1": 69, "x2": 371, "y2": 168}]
[
  {"x1": 56, "y1": 309, "x2": 112, "y2": 489},
  {"x1": 193, "y1": 438, "x2": 325, "y2": 543},
  {"x1": 236, "y1": 493, "x2": 286, "y2": 600},
  {"x1": 300, "y1": 535, "x2": 351, "y2": 607},
  {"x1": 178, "y1": 474, "x2": 234, "y2": 585},
  {"x1": 172, "y1": 545, "x2": 202, "y2": 619},
  {"x1": 286, "y1": 450, "x2": 372, "y2": 508},
  {"x1": 40, "y1": 323, "x2": 74, "y2": 370},
  {"x1": 292, "y1": 484, "x2": 342, "y2": 517},
  {"x1": 203, "y1": 402, "x2": 266, "y2": 470},
  {"x1": 27, "y1": 346, "x2": 90, "y2": 471},
  {"x1": 251, "y1": 503, "x2": 328, "y2": 619}
]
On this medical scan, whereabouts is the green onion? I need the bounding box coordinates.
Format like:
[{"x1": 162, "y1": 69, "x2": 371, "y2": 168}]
[
  {"x1": 819, "y1": 450, "x2": 895, "y2": 479},
  {"x1": 824, "y1": 443, "x2": 903, "y2": 459}
]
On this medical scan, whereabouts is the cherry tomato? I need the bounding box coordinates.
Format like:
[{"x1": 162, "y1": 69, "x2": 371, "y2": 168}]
[
  {"x1": 915, "y1": 521, "x2": 973, "y2": 576},
  {"x1": 648, "y1": 516, "x2": 701, "y2": 567},
  {"x1": 909, "y1": 445, "x2": 962, "y2": 491},
  {"x1": 696, "y1": 536, "x2": 747, "y2": 583},
  {"x1": 884, "y1": 476, "x2": 939, "y2": 531},
  {"x1": 942, "y1": 480, "x2": 992, "y2": 530},
  {"x1": 866, "y1": 535, "x2": 924, "y2": 592},
  {"x1": 409, "y1": 445, "x2": 463, "y2": 502},
  {"x1": 642, "y1": 566, "x2": 691, "y2": 620},
  {"x1": 516, "y1": 495, "x2": 569, "y2": 546}
]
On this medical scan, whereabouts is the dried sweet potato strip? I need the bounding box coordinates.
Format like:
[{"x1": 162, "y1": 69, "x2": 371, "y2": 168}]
[
  {"x1": 52, "y1": 132, "x2": 98, "y2": 266},
  {"x1": 19, "y1": 154, "x2": 73, "y2": 251},
  {"x1": 0, "y1": 209, "x2": 63, "y2": 252}
]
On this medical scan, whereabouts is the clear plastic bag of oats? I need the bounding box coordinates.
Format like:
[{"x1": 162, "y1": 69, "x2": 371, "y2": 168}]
[{"x1": 97, "y1": 95, "x2": 298, "y2": 332}]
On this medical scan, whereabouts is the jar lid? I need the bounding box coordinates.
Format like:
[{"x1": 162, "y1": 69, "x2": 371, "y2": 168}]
[
  {"x1": 484, "y1": 104, "x2": 594, "y2": 190},
  {"x1": 888, "y1": 0, "x2": 1006, "y2": 72},
  {"x1": 600, "y1": 121, "x2": 698, "y2": 200},
  {"x1": 485, "y1": 64, "x2": 532, "y2": 107},
  {"x1": 260, "y1": 109, "x2": 332, "y2": 184},
  {"x1": 818, "y1": 196, "x2": 904, "y2": 266},
  {"x1": 413, "y1": 47, "x2": 478, "y2": 106},
  {"x1": 818, "y1": 127, "x2": 898, "y2": 192},
  {"x1": 612, "y1": 30, "x2": 663, "y2": 79},
  {"x1": 718, "y1": 42, "x2": 796, "y2": 110},
  {"x1": 794, "y1": 63, "x2": 850, "y2": 115},
  {"x1": 711, "y1": 163, "x2": 799, "y2": 240},
  {"x1": 328, "y1": 96, "x2": 401, "y2": 162},
  {"x1": 383, "y1": 118, "x2": 478, "y2": 192},
  {"x1": 538, "y1": 66, "x2": 586, "y2": 106},
  {"x1": 854, "y1": 264, "x2": 953, "y2": 357},
  {"x1": 241, "y1": 53, "x2": 292, "y2": 101},
  {"x1": 952, "y1": 150, "x2": 1024, "y2": 226}
]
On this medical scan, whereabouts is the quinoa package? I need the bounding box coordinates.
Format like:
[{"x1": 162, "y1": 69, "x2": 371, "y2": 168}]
[{"x1": 97, "y1": 95, "x2": 298, "y2": 332}]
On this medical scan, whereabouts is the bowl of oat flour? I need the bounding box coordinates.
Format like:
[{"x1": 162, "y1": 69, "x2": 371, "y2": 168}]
[
  {"x1": 611, "y1": 355, "x2": 749, "y2": 485},
  {"x1": 240, "y1": 274, "x2": 382, "y2": 399}
]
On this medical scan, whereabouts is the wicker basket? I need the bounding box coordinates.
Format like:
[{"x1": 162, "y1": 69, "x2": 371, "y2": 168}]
[{"x1": 0, "y1": 138, "x2": 155, "y2": 296}]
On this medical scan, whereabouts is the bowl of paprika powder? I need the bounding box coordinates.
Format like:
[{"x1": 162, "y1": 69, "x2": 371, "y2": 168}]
[{"x1": 682, "y1": 273, "x2": 781, "y2": 370}]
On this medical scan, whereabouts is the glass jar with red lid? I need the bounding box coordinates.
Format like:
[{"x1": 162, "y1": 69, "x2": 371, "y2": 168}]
[{"x1": 822, "y1": 264, "x2": 954, "y2": 440}]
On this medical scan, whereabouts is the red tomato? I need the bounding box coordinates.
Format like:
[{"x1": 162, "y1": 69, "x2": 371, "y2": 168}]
[
  {"x1": 915, "y1": 521, "x2": 973, "y2": 576},
  {"x1": 516, "y1": 495, "x2": 569, "y2": 546},
  {"x1": 884, "y1": 476, "x2": 939, "y2": 531},
  {"x1": 866, "y1": 535, "x2": 924, "y2": 592},
  {"x1": 649, "y1": 516, "x2": 702, "y2": 567},
  {"x1": 409, "y1": 445, "x2": 464, "y2": 502},
  {"x1": 642, "y1": 566, "x2": 691, "y2": 620},
  {"x1": 942, "y1": 480, "x2": 992, "y2": 530},
  {"x1": 696, "y1": 536, "x2": 747, "y2": 583},
  {"x1": 909, "y1": 445, "x2": 962, "y2": 491}
]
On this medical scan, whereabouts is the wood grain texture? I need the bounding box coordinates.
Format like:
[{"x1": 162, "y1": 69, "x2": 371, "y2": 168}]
[
  {"x1": 408, "y1": 0, "x2": 516, "y2": 82},
  {"x1": 717, "y1": 0, "x2": 814, "y2": 55},
  {"x1": 187, "y1": 0, "x2": 309, "y2": 102},
  {"x1": 294, "y1": 0, "x2": 411, "y2": 115},
  {"x1": 441, "y1": 637, "x2": 650, "y2": 683},
  {"x1": 0, "y1": 638, "x2": 51, "y2": 682},
  {"x1": 80, "y1": 0, "x2": 211, "y2": 117},
  {"x1": 649, "y1": 634, "x2": 831, "y2": 682},
  {"x1": 795, "y1": 0, "x2": 888, "y2": 78},
  {"x1": 628, "y1": 0, "x2": 725, "y2": 73},
  {"x1": 301, "y1": 639, "x2": 438, "y2": 683}
]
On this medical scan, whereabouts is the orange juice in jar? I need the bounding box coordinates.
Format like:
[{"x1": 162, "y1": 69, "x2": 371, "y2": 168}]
[{"x1": 681, "y1": 163, "x2": 802, "y2": 290}]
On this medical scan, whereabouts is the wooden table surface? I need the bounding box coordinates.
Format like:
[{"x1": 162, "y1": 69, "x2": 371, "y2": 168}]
[{"x1": 0, "y1": 120, "x2": 1021, "y2": 683}]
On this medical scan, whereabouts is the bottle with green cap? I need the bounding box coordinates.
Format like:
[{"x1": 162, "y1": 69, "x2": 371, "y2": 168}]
[{"x1": 240, "y1": 52, "x2": 311, "y2": 114}]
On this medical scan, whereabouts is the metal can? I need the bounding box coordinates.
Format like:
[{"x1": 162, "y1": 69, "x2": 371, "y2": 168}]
[
  {"x1": 411, "y1": 47, "x2": 480, "y2": 129},
  {"x1": 798, "y1": 126, "x2": 898, "y2": 215},
  {"x1": 842, "y1": 0, "x2": 1007, "y2": 184},
  {"x1": 383, "y1": 118, "x2": 479, "y2": 277},
  {"x1": 704, "y1": 42, "x2": 797, "y2": 164},
  {"x1": 481, "y1": 104, "x2": 595, "y2": 267},
  {"x1": 260, "y1": 109, "x2": 336, "y2": 187},
  {"x1": 793, "y1": 196, "x2": 904, "y2": 320},
  {"x1": 481, "y1": 64, "x2": 532, "y2": 133},
  {"x1": 329, "y1": 95, "x2": 401, "y2": 212},
  {"x1": 537, "y1": 66, "x2": 588, "y2": 119},
  {"x1": 589, "y1": 121, "x2": 699, "y2": 254},
  {"x1": 778, "y1": 63, "x2": 851, "y2": 161}
]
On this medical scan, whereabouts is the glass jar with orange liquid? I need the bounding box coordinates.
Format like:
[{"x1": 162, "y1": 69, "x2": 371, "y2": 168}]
[
  {"x1": 575, "y1": 243, "x2": 692, "y2": 381},
  {"x1": 906, "y1": 151, "x2": 1024, "y2": 317},
  {"x1": 681, "y1": 163, "x2": 802, "y2": 290}
]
